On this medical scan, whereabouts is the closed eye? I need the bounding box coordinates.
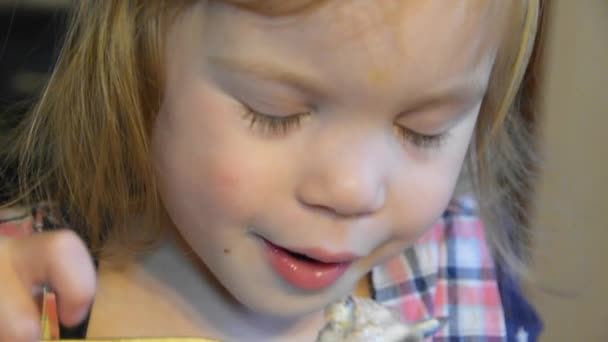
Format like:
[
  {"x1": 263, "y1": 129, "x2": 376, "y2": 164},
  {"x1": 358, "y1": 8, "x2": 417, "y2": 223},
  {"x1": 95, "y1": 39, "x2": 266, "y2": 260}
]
[
  {"x1": 394, "y1": 125, "x2": 449, "y2": 149},
  {"x1": 240, "y1": 99, "x2": 450, "y2": 149},
  {"x1": 241, "y1": 103, "x2": 310, "y2": 136}
]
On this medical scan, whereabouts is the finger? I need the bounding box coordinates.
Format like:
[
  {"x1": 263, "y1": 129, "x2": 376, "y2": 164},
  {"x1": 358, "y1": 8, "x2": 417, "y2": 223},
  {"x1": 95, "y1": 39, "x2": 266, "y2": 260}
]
[
  {"x1": 9, "y1": 229, "x2": 97, "y2": 327},
  {"x1": 0, "y1": 240, "x2": 41, "y2": 342}
]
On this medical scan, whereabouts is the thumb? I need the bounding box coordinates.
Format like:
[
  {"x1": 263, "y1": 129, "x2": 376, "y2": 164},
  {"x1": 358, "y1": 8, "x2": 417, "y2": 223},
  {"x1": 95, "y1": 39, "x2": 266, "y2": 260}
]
[{"x1": 10, "y1": 229, "x2": 97, "y2": 327}]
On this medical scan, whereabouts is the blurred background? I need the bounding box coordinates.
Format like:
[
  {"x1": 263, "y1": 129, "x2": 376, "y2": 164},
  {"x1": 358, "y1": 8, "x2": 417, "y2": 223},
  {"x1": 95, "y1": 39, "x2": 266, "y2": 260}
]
[
  {"x1": 527, "y1": 1, "x2": 608, "y2": 341},
  {"x1": 0, "y1": 0, "x2": 68, "y2": 115},
  {"x1": 1, "y1": 1, "x2": 607, "y2": 341}
]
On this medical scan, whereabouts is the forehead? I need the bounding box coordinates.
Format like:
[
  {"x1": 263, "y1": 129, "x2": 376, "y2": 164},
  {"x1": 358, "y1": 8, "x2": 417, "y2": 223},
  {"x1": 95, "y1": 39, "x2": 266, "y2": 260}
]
[{"x1": 195, "y1": 0, "x2": 506, "y2": 98}]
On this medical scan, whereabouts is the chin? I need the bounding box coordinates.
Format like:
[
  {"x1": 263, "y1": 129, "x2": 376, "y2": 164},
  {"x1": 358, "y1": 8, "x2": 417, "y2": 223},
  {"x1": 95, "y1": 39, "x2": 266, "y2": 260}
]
[
  {"x1": 217, "y1": 265, "x2": 358, "y2": 320},
  {"x1": 228, "y1": 279, "x2": 339, "y2": 318}
]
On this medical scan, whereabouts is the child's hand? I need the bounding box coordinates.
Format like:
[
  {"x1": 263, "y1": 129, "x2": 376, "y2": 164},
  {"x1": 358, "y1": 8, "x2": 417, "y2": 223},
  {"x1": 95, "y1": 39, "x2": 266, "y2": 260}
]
[{"x1": 0, "y1": 230, "x2": 96, "y2": 342}]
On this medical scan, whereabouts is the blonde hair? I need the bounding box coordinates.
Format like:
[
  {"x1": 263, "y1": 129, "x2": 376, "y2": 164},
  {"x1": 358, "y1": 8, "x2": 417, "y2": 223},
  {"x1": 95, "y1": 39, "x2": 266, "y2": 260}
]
[
  {"x1": 472, "y1": 0, "x2": 545, "y2": 276},
  {"x1": 0, "y1": 0, "x2": 543, "y2": 272}
]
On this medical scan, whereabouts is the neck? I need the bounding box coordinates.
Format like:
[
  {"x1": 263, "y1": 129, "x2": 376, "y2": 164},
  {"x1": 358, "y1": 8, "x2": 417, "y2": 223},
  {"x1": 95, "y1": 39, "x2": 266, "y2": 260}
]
[{"x1": 133, "y1": 234, "x2": 326, "y2": 341}]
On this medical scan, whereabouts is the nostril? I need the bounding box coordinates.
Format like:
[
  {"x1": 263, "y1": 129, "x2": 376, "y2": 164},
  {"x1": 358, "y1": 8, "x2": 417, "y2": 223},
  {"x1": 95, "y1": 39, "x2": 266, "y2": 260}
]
[
  {"x1": 298, "y1": 185, "x2": 386, "y2": 216},
  {"x1": 300, "y1": 200, "x2": 380, "y2": 219},
  {"x1": 296, "y1": 162, "x2": 388, "y2": 217}
]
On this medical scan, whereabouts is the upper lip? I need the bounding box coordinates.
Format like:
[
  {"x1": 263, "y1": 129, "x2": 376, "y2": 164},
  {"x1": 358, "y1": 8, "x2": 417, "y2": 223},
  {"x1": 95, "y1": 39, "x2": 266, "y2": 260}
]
[{"x1": 264, "y1": 238, "x2": 360, "y2": 263}]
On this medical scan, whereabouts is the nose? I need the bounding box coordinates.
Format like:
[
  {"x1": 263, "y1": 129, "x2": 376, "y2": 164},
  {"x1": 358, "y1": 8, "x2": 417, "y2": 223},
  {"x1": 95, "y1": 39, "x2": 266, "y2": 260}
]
[{"x1": 296, "y1": 136, "x2": 388, "y2": 218}]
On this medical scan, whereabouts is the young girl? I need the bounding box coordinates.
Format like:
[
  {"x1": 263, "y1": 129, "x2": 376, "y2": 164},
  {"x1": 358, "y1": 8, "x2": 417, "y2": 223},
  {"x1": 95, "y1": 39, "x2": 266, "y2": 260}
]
[{"x1": 0, "y1": 0, "x2": 543, "y2": 341}]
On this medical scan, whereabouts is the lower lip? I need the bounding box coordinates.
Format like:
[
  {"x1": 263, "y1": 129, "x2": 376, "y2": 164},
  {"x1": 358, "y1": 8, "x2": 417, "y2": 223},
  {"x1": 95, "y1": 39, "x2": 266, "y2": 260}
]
[{"x1": 263, "y1": 240, "x2": 351, "y2": 291}]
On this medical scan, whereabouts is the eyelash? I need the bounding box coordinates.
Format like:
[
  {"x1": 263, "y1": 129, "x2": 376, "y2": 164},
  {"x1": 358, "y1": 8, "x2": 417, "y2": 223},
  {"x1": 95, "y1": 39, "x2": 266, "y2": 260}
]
[
  {"x1": 242, "y1": 105, "x2": 447, "y2": 149},
  {"x1": 242, "y1": 106, "x2": 309, "y2": 136},
  {"x1": 394, "y1": 126, "x2": 448, "y2": 149}
]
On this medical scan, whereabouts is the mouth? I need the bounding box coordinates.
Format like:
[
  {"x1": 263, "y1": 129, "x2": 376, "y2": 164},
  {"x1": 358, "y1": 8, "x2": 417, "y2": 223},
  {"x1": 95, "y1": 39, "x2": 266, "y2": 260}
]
[{"x1": 261, "y1": 238, "x2": 356, "y2": 291}]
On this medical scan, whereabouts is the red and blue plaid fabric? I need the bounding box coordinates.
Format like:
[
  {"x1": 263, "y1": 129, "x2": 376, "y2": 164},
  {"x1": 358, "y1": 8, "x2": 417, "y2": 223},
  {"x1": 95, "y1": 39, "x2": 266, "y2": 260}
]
[{"x1": 371, "y1": 196, "x2": 507, "y2": 341}]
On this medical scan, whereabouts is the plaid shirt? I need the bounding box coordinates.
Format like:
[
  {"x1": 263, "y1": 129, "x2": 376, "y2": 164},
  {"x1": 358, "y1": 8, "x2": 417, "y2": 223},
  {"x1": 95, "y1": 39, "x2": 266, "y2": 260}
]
[
  {"x1": 371, "y1": 197, "x2": 507, "y2": 341},
  {"x1": 0, "y1": 198, "x2": 535, "y2": 341}
]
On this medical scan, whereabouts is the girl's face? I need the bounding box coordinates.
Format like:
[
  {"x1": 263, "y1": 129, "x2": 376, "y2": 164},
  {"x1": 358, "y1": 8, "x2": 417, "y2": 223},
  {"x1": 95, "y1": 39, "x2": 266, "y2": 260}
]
[{"x1": 153, "y1": 0, "x2": 504, "y2": 317}]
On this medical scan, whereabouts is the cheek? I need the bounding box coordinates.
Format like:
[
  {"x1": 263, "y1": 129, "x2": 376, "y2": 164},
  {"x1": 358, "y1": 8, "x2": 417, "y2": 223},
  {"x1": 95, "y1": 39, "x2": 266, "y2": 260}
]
[
  {"x1": 153, "y1": 110, "x2": 278, "y2": 233},
  {"x1": 154, "y1": 78, "x2": 257, "y2": 217},
  {"x1": 154, "y1": 133, "x2": 259, "y2": 224},
  {"x1": 392, "y1": 119, "x2": 475, "y2": 240},
  {"x1": 199, "y1": 159, "x2": 256, "y2": 216},
  {"x1": 398, "y1": 168, "x2": 458, "y2": 237},
  {"x1": 214, "y1": 166, "x2": 242, "y2": 199}
]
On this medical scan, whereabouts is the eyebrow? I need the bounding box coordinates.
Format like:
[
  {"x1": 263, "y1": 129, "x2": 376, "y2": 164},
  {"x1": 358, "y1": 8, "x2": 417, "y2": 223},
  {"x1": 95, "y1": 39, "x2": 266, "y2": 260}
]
[
  {"x1": 208, "y1": 56, "x2": 326, "y2": 97},
  {"x1": 209, "y1": 56, "x2": 488, "y2": 110},
  {"x1": 408, "y1": 73, "x2": 488, "y2": 112}
]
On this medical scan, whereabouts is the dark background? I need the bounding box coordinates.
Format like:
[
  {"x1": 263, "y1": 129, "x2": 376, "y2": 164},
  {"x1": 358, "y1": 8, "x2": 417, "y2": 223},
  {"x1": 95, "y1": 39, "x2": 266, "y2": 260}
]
[
  {"x1": 0, "y1": 1, "x2": 68, "y2": 116},
  {"x1": 0, "y1": 1, "x2": 68, "y2": 201}
]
